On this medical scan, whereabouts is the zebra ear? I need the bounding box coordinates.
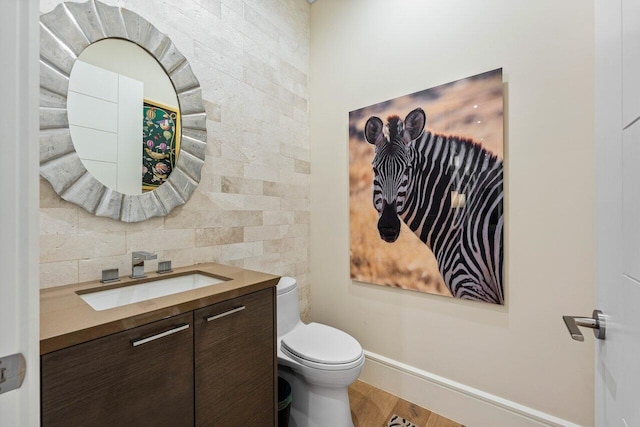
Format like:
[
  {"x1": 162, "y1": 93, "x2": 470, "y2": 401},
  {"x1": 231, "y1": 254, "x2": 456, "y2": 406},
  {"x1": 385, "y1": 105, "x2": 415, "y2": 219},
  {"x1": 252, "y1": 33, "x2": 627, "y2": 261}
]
[
  {"x1": 404, "y1": 108, "x2": 426, "y2": 142},
  {"x1": 364, "y1": 116, "x2": 385, "y2": 146}
]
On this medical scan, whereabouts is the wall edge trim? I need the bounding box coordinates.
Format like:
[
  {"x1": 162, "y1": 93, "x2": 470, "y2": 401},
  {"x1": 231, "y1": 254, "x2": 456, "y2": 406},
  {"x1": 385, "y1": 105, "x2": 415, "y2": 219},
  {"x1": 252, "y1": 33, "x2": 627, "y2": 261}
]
[{"x1": 363, "y1": 350, "x2": 581, "y2": 427}]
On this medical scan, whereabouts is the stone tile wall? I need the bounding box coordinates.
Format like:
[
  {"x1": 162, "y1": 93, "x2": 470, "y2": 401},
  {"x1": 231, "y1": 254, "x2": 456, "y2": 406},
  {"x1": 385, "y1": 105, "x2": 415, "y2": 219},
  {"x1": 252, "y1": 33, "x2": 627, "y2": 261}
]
[{"x1": 39, "y1": 0, "x2": 311, "y2": 319}]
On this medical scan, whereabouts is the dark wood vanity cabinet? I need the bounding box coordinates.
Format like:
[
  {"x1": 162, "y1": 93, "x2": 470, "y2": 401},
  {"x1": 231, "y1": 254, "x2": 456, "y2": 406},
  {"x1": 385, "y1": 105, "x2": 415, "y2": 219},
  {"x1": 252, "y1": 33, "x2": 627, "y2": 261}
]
[
  {"x1": 194, "y1": 288, "x2": 276, "y2": 426},
  {"x1": 41, "y1": 312, "x2": 194, "y2": 427},
  {"x1": 41, "y1": 288, "x2": 276, "y2": 427}
]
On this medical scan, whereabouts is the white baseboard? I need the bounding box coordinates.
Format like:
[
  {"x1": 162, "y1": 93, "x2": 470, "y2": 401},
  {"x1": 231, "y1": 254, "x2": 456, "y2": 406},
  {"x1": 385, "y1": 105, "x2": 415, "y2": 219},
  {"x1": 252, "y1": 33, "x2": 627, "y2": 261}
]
[{"x1": 360, "y1": 350, "x2": 582, "y2": 427}]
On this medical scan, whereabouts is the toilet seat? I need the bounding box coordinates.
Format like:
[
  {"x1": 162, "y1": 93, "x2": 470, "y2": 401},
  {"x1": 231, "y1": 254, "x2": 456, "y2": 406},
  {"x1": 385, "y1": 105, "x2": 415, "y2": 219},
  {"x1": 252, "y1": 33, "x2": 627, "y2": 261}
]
[{"x1": 281, "y1": 322, "x2": 364, "y2": 371}]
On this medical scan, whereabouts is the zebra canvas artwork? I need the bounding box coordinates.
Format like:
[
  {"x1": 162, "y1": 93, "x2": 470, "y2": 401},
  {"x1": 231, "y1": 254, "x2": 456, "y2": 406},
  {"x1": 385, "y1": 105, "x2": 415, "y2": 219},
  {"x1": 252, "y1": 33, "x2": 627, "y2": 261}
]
[{"x1": 349, "y1": 69, "x2": 504, "y2": 304}]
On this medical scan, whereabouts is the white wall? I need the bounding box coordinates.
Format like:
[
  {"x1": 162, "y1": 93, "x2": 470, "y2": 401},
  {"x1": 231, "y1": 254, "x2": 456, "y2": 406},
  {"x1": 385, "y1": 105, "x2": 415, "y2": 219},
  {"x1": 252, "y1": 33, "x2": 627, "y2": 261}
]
[
  {"x1": 310, "y1": 1, "x2": 594, "y2": 426},
  {"x1": 77, "y1": 38, "x2": 179, "y2": 109},
  {"x1": 68, "y1": 61, "x2": 143, "y2": 195}
]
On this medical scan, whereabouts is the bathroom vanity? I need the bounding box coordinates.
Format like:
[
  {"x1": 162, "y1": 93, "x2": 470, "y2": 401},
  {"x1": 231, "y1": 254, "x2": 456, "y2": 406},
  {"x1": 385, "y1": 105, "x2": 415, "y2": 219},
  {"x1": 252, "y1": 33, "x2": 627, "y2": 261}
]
[
  {"x1": 40, "y1": 263, "x2": 279, "y2": 427},
  {"x1": 38, "y1": 3, "x2": 279, "y2": 425}
]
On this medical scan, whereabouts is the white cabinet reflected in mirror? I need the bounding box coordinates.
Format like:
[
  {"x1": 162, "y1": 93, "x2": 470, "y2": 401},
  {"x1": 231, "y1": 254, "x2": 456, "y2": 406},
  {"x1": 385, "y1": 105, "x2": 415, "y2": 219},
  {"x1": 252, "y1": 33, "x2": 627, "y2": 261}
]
[
  {"x1": 68, "y1": 39, "x2": 180, "y2": 196},
  {"x1": 40, "y1": 0, "x2": 206, "y2": 222}
]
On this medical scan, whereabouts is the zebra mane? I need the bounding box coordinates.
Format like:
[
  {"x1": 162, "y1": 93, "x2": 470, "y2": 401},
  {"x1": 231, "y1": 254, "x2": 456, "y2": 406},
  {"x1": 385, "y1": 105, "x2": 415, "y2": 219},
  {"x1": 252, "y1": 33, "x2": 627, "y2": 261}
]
[
  {"x1": 385, "y1": 115, "x2": 402, "y2": 143},
  {"x1": 422, "y1": 130, "x2": 501, "y2": 165}
]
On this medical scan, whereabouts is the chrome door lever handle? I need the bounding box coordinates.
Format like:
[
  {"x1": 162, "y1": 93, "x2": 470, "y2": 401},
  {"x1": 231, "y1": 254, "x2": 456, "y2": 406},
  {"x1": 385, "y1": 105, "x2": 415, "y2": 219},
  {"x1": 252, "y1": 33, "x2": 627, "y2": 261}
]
[
  {"x1": 0, "y1": 353, "x2": 26, "y2": 395},
  {"x1": 563, "y1": 310, "x2": 606, "y2": 341}
]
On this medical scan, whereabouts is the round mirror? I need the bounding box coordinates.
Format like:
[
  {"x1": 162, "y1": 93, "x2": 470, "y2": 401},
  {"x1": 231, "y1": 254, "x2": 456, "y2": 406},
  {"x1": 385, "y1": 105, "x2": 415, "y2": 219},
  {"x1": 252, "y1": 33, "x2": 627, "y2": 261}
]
[
  {"x1": 39, "y1": 0, "x2": 207, "y2": 222},
  {"x1": 68, "y1": 39, "x2": 180, "y2": 196}
]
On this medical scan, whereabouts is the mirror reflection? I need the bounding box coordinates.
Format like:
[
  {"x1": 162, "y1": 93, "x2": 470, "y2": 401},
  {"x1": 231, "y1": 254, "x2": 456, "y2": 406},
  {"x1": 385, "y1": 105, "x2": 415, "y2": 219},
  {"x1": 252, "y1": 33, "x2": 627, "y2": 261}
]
[{"x1": 67, "y1": 38, "x2": 180, "y2": 196}]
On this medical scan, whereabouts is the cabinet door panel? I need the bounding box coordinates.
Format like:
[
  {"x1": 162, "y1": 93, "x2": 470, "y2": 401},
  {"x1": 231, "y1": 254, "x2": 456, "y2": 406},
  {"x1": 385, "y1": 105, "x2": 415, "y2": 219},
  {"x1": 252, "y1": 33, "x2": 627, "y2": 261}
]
[
  {"x1": 42, "y1": 312, "x2": 194, "y2": 427},
  {"x1": 195, "y1": 288, "x2": 275, "y2": 427}
]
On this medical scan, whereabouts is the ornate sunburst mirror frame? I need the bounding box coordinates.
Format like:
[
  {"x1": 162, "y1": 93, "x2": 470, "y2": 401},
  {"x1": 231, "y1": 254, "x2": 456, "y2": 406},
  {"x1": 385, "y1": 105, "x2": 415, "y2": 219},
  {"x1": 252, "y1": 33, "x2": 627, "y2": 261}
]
[{"x1": 39, "y1": 0, "x2": 206, "y2": 222}]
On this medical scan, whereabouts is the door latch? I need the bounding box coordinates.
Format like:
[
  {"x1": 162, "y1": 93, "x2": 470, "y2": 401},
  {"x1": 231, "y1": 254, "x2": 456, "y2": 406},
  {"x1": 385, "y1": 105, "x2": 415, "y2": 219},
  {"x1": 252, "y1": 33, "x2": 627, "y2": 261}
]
[
  {"x1": 563, "y1": 310, "x2": 606, "y2": 341},
  {"x1": 0, "y1": 353, "x2": 26, "y2": 395}
]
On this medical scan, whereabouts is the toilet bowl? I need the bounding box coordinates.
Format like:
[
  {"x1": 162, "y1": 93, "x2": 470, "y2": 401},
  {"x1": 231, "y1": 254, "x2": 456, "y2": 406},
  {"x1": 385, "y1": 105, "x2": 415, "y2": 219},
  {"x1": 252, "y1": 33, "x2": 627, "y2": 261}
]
[{"x1": 277, "y1": 277, "x2": 364, "y2": 427}]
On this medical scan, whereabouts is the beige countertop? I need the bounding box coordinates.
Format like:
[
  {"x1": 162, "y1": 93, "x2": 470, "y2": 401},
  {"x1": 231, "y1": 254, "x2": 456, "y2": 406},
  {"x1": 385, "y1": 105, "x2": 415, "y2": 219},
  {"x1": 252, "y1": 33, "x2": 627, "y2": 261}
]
[{"x1": 40, "y1": 262, "x2": 279, "y2": 355}]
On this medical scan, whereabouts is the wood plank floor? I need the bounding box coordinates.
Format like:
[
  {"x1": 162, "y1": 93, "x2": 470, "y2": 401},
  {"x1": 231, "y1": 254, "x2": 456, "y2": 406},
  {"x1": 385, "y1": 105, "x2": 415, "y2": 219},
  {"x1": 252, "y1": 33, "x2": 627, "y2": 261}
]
[{"x1": 349, "y1": 380, "x2": 463, "y2": 427}]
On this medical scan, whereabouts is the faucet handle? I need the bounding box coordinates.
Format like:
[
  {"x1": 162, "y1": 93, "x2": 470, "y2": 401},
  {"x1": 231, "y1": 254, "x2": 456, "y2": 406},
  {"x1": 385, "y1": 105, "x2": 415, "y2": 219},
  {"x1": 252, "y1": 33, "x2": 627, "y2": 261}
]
[
  {"x1": 157, "y1": 260, "x2": 173, "y2": 274},
  {"x1": 100, "y1": 268, "x2": 120, "y2": 284}
]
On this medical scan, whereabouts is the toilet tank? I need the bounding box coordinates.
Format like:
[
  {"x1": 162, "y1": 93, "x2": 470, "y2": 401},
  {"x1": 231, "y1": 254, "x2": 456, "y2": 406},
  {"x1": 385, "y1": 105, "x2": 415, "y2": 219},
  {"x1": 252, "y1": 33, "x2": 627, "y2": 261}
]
[{"x1": 277, "y1": 277, "x2": 302, "y2": 338}]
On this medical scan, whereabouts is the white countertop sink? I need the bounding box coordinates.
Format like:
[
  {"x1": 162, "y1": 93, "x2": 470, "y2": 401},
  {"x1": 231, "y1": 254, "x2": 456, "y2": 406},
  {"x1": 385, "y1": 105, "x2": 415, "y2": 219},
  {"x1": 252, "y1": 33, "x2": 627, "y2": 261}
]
[{"x1": 79, "y1": 273, "x2": 228, "y2": 311}]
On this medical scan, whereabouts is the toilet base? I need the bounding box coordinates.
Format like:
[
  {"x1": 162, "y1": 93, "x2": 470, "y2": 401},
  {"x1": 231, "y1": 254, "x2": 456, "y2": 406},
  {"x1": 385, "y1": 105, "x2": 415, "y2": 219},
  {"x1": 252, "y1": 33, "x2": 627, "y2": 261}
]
[{"x1": 278, "y1": 366, "x2": 354, "y2": 427}]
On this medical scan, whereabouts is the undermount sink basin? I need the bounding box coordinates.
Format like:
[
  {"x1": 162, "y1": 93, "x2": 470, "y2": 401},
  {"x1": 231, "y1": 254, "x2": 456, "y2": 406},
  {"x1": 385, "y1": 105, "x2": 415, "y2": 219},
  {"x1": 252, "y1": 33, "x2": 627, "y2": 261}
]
[{"x1": 79, "y1": 273, "x2": 228, "y2": 311}]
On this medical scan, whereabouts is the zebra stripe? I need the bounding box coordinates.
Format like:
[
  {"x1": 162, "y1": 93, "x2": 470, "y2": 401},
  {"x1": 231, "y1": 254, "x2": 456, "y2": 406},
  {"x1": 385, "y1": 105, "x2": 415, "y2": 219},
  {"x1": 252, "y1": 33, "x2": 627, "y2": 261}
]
[{"x1": 366, "y1": 108, "x2": 504, "y2": 304}]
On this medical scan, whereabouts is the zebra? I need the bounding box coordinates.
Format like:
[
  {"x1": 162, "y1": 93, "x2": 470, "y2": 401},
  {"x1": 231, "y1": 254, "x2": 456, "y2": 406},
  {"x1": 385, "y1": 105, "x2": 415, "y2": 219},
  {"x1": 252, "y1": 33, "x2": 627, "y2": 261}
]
[{"x1": 364, "y1": 107, "x2": 504, "y2": 304}]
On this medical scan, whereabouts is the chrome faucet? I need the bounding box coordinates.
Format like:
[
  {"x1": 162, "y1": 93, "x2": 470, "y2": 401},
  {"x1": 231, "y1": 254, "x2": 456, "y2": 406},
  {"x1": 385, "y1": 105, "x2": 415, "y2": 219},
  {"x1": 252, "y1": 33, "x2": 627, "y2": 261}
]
[{"x1": 130, "y1": 251, "x2": 157, "y2": 279}]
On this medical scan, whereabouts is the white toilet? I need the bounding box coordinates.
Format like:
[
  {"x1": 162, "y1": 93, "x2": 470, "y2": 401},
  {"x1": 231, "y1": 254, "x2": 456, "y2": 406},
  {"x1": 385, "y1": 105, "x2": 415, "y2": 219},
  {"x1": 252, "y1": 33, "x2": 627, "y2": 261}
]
[{"x1": 277, "y1": 277, "x2": 365, "y2": 427}]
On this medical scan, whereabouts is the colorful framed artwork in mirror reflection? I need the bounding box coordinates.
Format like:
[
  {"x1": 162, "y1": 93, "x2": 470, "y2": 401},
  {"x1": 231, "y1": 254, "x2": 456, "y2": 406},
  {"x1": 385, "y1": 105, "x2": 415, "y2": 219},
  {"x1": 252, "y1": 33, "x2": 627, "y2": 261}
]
[{"x1": 142, "y1": 100, "x2": 181, "y2": 191}]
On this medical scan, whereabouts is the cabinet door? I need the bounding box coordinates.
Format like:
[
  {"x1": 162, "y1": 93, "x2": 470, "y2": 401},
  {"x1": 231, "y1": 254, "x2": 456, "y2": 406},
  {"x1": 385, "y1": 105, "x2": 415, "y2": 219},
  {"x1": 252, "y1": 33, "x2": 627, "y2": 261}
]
[
  {"x1": 42, "y1": 312, "x2": 194, "y2": 427},
  {"x1": 195, "y1": 288, "x2": 276, "y2": 427}
]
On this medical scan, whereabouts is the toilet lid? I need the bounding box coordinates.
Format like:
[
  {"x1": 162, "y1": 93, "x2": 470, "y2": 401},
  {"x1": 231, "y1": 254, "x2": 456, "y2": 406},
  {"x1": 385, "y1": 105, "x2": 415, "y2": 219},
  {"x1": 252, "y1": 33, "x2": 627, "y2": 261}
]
[
  {"x1": 277, "y1": 277, "x2": 297, "y2": 295},
  {"x1": 281, "y1": 323, "x2": 363, "y2": 367}
]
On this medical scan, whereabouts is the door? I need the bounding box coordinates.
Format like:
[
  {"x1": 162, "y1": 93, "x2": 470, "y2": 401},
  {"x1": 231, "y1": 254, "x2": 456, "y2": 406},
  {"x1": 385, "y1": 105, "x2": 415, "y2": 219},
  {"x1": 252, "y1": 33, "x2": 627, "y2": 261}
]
[
  {"x1": 0, "y1": 0, "x2": 40, "y2": 425},
  {"x1": 594, "y1": 0, "x2": 640, "y2": 425}
]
